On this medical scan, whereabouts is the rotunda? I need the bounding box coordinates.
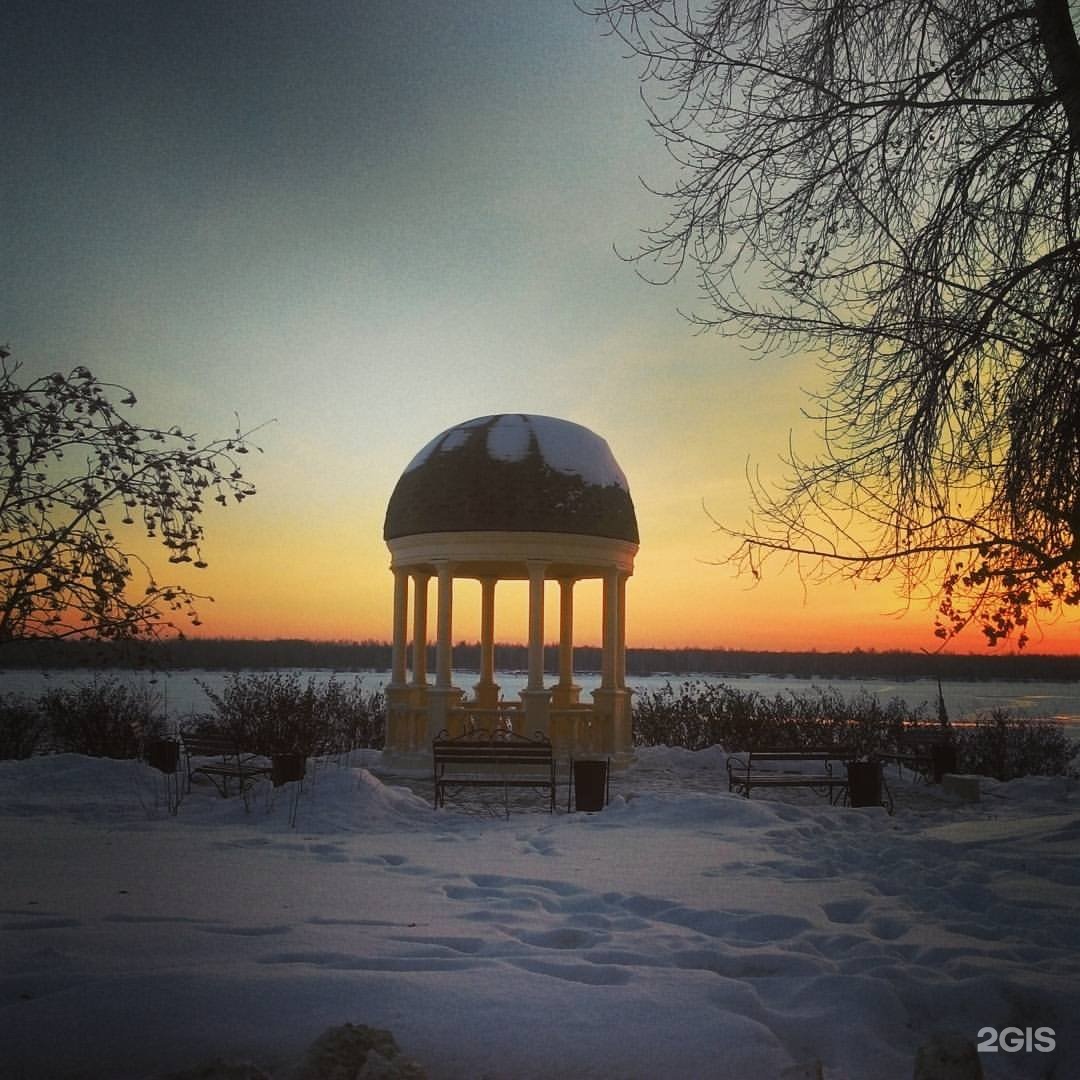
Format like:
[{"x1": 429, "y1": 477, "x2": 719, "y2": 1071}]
[{"x1": 383, "y1": 414, "x2": 639, "y2": 766}]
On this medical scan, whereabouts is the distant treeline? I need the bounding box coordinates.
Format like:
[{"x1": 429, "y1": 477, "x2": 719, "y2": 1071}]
[{"x1": 2, "y1": 637, "x2": 1079, "y2": 683}]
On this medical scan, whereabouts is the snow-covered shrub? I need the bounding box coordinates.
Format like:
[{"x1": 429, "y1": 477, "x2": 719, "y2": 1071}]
[
  {"x1": 37, "y1": 676, "x2": 165, "y2": 758},
  {"x1": 0, "y1": 694, "x2": 45, "y2": 759},
  {"x1": 632, "y1": 680, "x2": 927, "y2": 753},
  {"x1": 954, "y1": 710, "x2": 1073, "y2": 780},
  {"x1": 193, "y1": 672, "x2": 385, "y2": 755}
]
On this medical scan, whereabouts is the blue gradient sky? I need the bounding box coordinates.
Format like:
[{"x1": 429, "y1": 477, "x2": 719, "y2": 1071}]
[{"x1": 4, "y1": 1, "x2": 1071, "y2": 652}]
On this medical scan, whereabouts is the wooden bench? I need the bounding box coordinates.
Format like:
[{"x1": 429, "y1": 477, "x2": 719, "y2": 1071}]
[
  {"x1": 727, "y1": 748, "x2": 851, "y2": 804},
  {"x1": 432, "y1": 728, "x2": 555, "y2": 818},
  {"x1": 180, "y1": 730, "x2": 272, "y2": 797}
]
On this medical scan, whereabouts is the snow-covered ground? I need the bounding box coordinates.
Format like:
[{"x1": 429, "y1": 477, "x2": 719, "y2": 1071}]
[{"x1": 2, "y1": 748, "x2": 1077, "y2": 1079}]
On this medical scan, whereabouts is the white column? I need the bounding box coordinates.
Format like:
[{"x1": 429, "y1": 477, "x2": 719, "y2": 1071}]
[
  {"x1": 474, "y1": 576, "x2": 500, "y2": 708},
  {"x1": 526, "y1": 560, "x2": 547, "y2": 692},
  {"x1": 616, "y1": 570, "x2": 628, "y2": 690},
  {"x1": 435, "y1": 562, "x2": 454, "y2": 689},
  {"x1": 480, "y1": 577, "x2": 497, "y2": 686},
  {"x1": 601, "y1": 566, "x2": 618, "y2": 690},
  {"x1": 557, "y1": 577, "x2": 575, "y2": 690},
  {"x1": 390, "y1": 567, "x2": 408, "y2": 687},
  {"x1": 411, "y1": 570, "x2": 430, "y2": 687}
]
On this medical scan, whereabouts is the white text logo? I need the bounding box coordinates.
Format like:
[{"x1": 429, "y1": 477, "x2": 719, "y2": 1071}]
[{"x1": 976, "y1": 1027, "x2": 1055, "y2": 1054}]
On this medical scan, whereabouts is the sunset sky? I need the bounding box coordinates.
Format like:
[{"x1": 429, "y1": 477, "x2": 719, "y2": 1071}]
[{"x1": 5, "y1": 1, "x2": 1077, "y2": 655}]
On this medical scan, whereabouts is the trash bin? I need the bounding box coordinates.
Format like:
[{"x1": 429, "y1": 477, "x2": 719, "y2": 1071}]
[
  {"x1": 272, "y1": 752, "x2": 306, "y2": 787},
  {"x1": 146, "y1": 738, "x2": 179, "y2": 775},
  {"x1": 572, "y1": 758, "x2": 609, "y2": 812},
  {"x1": 846, "y1": 760, "x2": 882, "y2": 808},
  {"x1": 931, "y1": 744, "x2": 958, "y2": 783}
]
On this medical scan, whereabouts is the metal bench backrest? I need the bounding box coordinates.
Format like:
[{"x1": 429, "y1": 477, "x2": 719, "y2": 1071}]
[
  {"x1": 747, "y1": 748, "x2": 851, "y2": 762},
  {"x1": 182, "y1": 732, "x2": 253, "y2": 760},
  {"x1": 901, "y1": 728, "x2": 951, "y2": 747},
  {"x1": 433, "y1": 730, "x2": 552, "y2": 768}
]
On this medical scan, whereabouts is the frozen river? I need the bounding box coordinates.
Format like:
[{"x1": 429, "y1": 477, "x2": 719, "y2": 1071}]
[{"x1": 4, "y1": 667, "x2": 1080, "y2": 740}]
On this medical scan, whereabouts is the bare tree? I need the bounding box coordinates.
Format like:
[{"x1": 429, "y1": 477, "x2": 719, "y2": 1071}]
[
  {"x1": 587, "y1": 0, "x2": 1080, "y2": 647},
  {"x1": 0, "y1": 349, "x2": 265, "y2": 642}
]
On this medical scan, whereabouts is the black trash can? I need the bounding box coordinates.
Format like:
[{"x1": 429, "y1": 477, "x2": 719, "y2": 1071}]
[
  {"x1": 146, "y1": 738, "x2": 179, "y2": 775},
  {"x1": 572, "y1": 759, "x2": 609, "y2": 812},
  {"x1": 931, "y1": 744, "x2": 958, "y2": 783},
  {"x1": 272, "y1": 752, "x2": 306, "y2": 787},
  {"x1": 847, "y1": 760, "x2": 882, "y2": 808}
]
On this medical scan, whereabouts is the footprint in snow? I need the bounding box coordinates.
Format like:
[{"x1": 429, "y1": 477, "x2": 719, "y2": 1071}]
[
  {"x1": 1, "y1": 917, "x2": 81, "y2": 931},
  {"x1": 508, "y1": 957, "x2": 633, "y2": 986},
  {"x1": 822, "y1": 898, "x2": 871, "y2": 925}
]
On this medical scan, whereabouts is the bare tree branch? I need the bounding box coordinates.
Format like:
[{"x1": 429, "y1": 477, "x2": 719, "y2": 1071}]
[
  {"x1": 0, "y1": 353, "x2": 269, "y2": 643},
  {"x1": 586, "y1": 0, "x2": 1080, "y2": 647}
]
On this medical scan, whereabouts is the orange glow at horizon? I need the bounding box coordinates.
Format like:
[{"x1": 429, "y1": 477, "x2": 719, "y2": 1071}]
[
  {"x1": 186, "y1": 543, "x2": 1080, "y2": 656},
  {"x1": 109, "y1": 435, "x2": 1080, "y2": 658},
  {"x1": 170, "y1": 438, "x2": 1080, "y2": 657}
]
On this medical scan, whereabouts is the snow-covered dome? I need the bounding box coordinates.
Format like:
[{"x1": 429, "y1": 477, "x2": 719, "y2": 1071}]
[{"x1": 384, "y1": 414, "x2": 638, "y2": 543}]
